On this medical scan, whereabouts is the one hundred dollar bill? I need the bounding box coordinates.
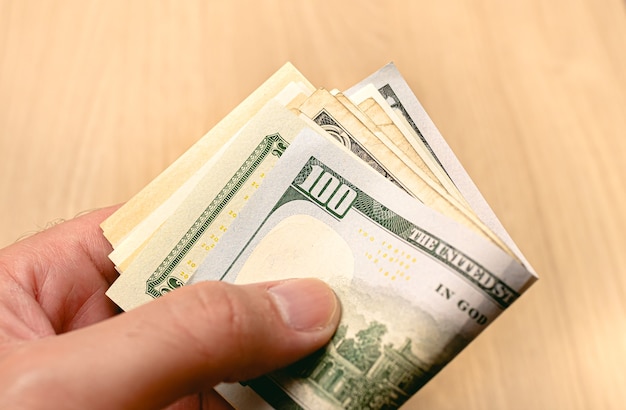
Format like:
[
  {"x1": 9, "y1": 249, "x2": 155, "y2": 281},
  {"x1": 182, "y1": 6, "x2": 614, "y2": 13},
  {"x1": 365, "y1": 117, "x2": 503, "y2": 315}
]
[
  {"x1": 106, "y1": 101, "x2": 317, "y2": 310},
  {"x1": 190, "y1": 129, "x2": 536, "y2": 409},
  {"x1": 344, "y1": 63, "x2": 536, "y2": 273},
  {"x1": 101, "y1": 62, "x2": 315, "y2": 251},
  {"x1": 102, "y1": 62, "x2": 538, "y2": 409},
  {"x1": 292, "y1": 88, "x2": 516, "y2": 259},
  {"x1": 345, "y1": 84, "x2": 468, "y2": 208}
]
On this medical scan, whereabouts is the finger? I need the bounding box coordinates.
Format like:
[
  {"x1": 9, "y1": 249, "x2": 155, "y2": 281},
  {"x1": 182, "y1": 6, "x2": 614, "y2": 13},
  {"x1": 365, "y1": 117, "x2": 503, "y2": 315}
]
[
  {"x1": 0, "y1": 278, "x2": 341, "y2": 409},
  {"x1": 201, "y1": 389, "x2": 235, "y2": 410},
  {"x1": 164, "y1": 390, "x2": 234, "y2": 410},
  {"x1": 0, "y1": 205, "x2": 121, "y2": 333}
]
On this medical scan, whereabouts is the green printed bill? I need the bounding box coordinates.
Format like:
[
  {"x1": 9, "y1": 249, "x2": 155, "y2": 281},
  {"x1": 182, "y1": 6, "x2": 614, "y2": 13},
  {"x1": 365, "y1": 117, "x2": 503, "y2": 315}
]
[
  {"x1": 345, "y1": 63, "x2": 536, "y2": 273},
  {"x1": 101, "y1": 62, "x2": 315, "y2": 248},
  {"x1": 189, "y1": 129, "x2": 536, "y2": 409},
  {"x1": 106, "y1": 102, "x2": 313, "y2": 310},
  {"x1": 106, "y1": 79, "x2": 314, "y2": 271}
]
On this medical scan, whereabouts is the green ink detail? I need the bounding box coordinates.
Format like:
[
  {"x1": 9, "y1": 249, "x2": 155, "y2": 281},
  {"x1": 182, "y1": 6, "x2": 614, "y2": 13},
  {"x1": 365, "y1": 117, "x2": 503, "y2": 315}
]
[
  {"x1": 290, "y1": 157, "x2": 518, "y2": 308},
  {"x1": 251, "y1": 322, "x2": 430, "y2": 409},
  {"x1": 144, "y1": 133, "x2": 288, "y2": 298},
  {"x1": 211, "y1": 154, "x2": 500, "y2": 408}
]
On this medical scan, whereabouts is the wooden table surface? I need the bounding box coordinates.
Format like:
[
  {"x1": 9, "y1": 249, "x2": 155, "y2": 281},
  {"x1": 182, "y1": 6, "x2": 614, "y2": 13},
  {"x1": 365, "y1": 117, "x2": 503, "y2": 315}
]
[{"x1": 2, "y1": 1, "x2": 625, "y2": 408}]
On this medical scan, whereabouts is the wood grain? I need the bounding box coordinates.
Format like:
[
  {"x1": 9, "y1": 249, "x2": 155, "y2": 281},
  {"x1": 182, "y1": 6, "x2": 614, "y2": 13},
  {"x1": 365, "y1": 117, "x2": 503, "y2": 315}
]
[{"x1": 1, "y1": 1, "x2": 625, "y2": 408}]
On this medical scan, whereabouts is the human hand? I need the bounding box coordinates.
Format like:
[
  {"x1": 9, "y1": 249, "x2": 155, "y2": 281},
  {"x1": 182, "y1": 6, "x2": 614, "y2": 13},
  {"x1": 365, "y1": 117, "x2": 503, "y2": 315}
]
[{"x1": 0, "y1": 207, "x2": 341, "y2": 409}]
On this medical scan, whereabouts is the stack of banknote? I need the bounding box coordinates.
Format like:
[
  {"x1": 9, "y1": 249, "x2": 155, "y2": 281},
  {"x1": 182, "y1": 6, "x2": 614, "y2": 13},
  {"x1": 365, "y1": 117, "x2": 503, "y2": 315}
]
[{"x1": 101, "y1": 63, "x2": 537, "y2": 409}]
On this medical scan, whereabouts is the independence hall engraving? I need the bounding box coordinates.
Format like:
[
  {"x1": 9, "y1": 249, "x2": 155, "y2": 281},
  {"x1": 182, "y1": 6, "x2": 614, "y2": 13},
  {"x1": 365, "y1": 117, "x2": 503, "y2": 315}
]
[{"x1": 305, "y1": 322, "x2": 431, "y2": 409}]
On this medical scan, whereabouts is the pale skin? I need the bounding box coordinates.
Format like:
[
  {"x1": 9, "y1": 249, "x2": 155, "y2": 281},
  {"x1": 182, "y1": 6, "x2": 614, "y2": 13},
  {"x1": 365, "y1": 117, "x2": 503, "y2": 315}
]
[{"x1": 0, "y1": 206, "x2": 341, "y2": 409}]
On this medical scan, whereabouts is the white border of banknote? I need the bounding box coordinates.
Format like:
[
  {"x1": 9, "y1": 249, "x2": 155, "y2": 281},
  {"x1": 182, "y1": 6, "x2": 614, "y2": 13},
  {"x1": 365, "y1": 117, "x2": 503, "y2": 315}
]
[
  {"x1": 191, "y1": 129, "x2": 534, "y2": 409},
  {"x1": 103, "y1": 62, "x2": 538, "y2": 409},
  {"x1": 145, "y1": 133, "x2": 288, "y2": 298}
]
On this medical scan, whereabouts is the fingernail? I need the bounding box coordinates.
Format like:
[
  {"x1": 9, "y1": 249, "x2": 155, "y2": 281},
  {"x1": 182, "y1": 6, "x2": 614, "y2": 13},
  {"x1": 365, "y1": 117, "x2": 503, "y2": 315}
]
[{"x1": 268, "y1": 278, "x2": 340, "y2": 332}]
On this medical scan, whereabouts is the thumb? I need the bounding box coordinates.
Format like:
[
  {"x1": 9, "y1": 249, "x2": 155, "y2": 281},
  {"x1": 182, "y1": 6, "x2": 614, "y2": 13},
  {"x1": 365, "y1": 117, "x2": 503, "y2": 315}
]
[{"x1": 2, "y1": 278, "x2": 341, "y2": 409}]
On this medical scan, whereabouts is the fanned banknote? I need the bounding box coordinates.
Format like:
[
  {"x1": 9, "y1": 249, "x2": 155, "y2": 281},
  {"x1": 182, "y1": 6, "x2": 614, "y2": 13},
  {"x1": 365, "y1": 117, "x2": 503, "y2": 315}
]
[
  {"x1": 106, "y1": 102, "x2": 318, "y2": 310},
  {"x1": 344, "y1": 63, "x2": 535, "y2": 271},
  {"x1": 190, "y1": 129, "x2": 534, "y2": 409},
  {"x1": 101, "y1": 62, "x2": 537, "y2": 409}
]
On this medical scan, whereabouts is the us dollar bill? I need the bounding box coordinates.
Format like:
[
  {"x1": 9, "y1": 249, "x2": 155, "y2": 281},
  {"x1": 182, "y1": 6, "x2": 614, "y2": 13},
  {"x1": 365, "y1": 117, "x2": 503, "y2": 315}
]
[
  {"x1": 292, "y1": 88, "x2": 516, "y2": 259},
  {"x1": 190, "y1": 129, "x2": 536, "y2": 409},
  {"x1": 108, "y1": 81, "x2": 314, "y2": 273},
  {"x1": 345, "y1": 63, "x2": 536, "y2": 273},
  {"x1": 106, "y1": 101, "x2": 315, "y2": 310},
  {"x1": 101, "y1": 63, "x2": 538, "y2": 409},
  {"x1": 345, "y1": 84, "x2": 468, "y2": 208},
  {"x1": 101, "y1": 62, "x2": 315, "y2": 252}
]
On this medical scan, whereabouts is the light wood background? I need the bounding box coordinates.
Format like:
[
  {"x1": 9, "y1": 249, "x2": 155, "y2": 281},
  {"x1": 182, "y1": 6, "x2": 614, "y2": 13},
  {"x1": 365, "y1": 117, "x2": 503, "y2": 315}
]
[{"x1": 1, "y1": 1, "x2": 625, "y2": 409}]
